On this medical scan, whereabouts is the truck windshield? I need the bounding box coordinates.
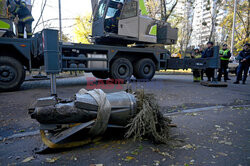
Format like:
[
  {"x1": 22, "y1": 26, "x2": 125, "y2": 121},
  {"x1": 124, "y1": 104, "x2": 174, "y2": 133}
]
[
  {"x1": 95, "y1": 0, "x2": 107, "y2": 20},
  {"x1": 105, "y1": 7, "x2": 118, "y2": 19},
  {"x1": 105, "y1": 0, "x2": 125, "y2": 19},
  {"x1": 95, "y1": 0, "x2": 125, "y2": 20}
]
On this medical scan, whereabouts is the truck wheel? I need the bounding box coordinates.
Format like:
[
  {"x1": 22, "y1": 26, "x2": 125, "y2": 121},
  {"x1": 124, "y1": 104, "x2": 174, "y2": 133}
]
[
  {"x1": 0, "y1": 56, "x2": 26, "y2": 91},
  {"x1": 134, "y1": 58, "x2": 155, "y2": 80},
  {"x1": 111, "y1": 58, "x2": 133, "y2": 80},
  {"x1": 92, "y1": 71, "x2": 109, "y2": 79}
]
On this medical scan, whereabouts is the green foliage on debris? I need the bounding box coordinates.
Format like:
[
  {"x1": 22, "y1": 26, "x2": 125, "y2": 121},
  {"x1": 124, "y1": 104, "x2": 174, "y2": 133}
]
[{"x1": 125, "y1": 90, "x2": 172, "y2": 144}]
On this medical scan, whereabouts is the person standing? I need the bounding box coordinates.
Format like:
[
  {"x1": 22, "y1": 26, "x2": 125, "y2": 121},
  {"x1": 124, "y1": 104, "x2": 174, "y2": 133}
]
[
  {"x1": 234, "y1": 43, "x2": 250, "y2": 84},
  {"x1": 191, "y1": 47, "x2": 202, "y2": 82},
  {"x1": 202, "y1": 42, "x2": 214, "y2": 81},
  {"x1": 218, "y1": 44, "x2": 231, "y2": 82},
  {"x1": 7, "y1": 0, "x2": 34, "y2": 38}
]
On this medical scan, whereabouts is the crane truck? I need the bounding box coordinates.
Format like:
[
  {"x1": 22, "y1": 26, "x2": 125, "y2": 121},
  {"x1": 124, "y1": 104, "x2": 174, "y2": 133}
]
[{"x1": 0, "y1": 0, "x2": 220, "y2": 93}]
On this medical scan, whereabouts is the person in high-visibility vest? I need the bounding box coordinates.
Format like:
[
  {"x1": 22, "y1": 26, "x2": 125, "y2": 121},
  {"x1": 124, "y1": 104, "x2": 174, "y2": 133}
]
[
  {"x1": 6, "y1": 0, "x2": 34, "y2": 38},
  {"x1": 191, "y1": 47, "x2": 202, "y2": 82},
  {"x1": 218, "y1": 44, "x2": 231, "y2": 82}
]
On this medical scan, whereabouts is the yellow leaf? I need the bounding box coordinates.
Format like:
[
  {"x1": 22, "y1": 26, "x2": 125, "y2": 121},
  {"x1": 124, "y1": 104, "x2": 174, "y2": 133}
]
[
  {"x1": 46, "y1": 157, "x2": 60, "y2": 163},
  {"x1": 22, "y1": 156, "x2": 34, "y2": 163},
  {"x1": 124, "y1": 156, "x2": 135, "y2": 161}
]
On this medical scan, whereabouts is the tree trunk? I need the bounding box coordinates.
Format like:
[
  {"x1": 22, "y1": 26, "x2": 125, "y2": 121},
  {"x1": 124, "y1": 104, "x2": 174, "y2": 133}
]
[
  {"x1": 247, "y1": 0, "x2": 250, "y2": 39},
  {"x1": 209, "y1": 0, "x2": 218, "y2": 42},
  {"x1": 161, "y1": 0, "x2": 178, "y2": 22},
  {"x1": 0, "y1": 0, "x2": 7, "y2": 18}
]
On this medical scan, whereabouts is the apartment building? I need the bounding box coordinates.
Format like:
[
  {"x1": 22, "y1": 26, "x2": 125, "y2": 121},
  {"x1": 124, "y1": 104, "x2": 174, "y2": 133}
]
[
  {"x1": 190, "y1": 0, "x2": 227, "y2": 46},
  {"x1": 175, "y1": 0, "x2": 227, "y2": 47}
]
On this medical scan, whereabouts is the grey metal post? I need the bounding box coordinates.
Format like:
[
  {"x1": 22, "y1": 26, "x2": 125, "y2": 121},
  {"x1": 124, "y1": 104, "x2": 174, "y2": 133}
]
[
  {"x1": 50, "y1": 74, "x2": 57, "y2": 96},
  {"x1": 213, "y1": 68, "x2": 218, "y2": 82},
  {"x1": 58, "y1": 0, "x2": 62, "y2": 41},
  {"x1": 212, "y1": 46, "x2": 219, "y2": 82},
  {"x1": 230, "y1": 0, "x2": 237, "y2": 56}
]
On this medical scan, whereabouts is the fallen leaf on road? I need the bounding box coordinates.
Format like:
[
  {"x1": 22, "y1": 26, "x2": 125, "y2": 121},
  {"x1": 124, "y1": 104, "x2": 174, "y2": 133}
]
[
  {"x1": 219, "y1": 140, "x2": 225, "y2": 144},
  {"x1": 225, "y1": 142, "x2": 232, "y2": 145},
  {"x1": 131, "y1": 150, "x2": 139, "y2": 155},
  {"x1": 124, "y1": 156, "x2": 135, "y2": 162},
  {"x1": 150, "y1": 147, "x2": 175, "y2": 159},
  {"x1": 181, "y1": 144, "x2": 195, "y2": 150},
  {"x1": 218, "y1": 140, "x2": 232, "y2": 146},
  {"x1": 186, "y1": 113, "x2": 198, "y2": 116},
  {"x1": 217, "y1": 152, "x2": 228, "y2": 156},
  {"x1": 153, "y1": 160, "x2": 160, "y2": 166},
  {"x1": 22, "y1": 156, "x2": 34, "y2": 163},
  {"x1": 46, "y1": 157, "x2": 60, "y2": 163},
  {"x1": 216, "y1": 128, "x2": 225, "y2": 132},
  {"x1": 70, "y1": 156, "x2": 77, "y2": 160}
]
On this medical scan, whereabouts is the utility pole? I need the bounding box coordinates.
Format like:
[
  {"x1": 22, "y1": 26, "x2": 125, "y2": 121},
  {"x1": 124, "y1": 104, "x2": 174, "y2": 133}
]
[
  {"x1": 58, "y1": 0, "x2": 62, "y2": 41},
  {"x1": 231, "y1": 0, "x2": 237, "y2": 56},
  {"x1": 50, "y1": 0, "x2": 63, "y2": 96}
]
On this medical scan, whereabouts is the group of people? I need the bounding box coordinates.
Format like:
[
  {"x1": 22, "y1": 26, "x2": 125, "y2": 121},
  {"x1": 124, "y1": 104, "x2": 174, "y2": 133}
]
[
  {"x1": 191, "y1": 42, "x2": 250, "y2": 84},
  {"x1": 6, "y1": 0, "x2": 34, "y2": 38}
]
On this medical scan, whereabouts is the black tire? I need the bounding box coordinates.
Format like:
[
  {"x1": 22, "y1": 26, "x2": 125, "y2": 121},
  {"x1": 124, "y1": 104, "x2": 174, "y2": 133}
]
[
  {"x1": 0, "y1": 56, "x2": 25, "y2": 91},
  {"x1": 111, "y1": 58, "x2": 133, "y2": 80},
  {"x1": 92, "y1": 71, "x2": 109, "y2": 79},
  {"x1": 134, "y1": 58, "x2": 156, "y2": 80}
]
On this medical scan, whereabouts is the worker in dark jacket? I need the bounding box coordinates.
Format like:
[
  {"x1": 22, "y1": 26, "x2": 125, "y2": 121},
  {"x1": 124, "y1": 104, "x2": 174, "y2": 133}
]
[
  {"x1": 218, "y1": 44, "x2": 231, "y2": 82},
  {"x1": 191, "y1": 47, "x2": 202, "y2": 82},
  {"x1": 202, "y1": 41, "x2": 214, "y2": 81},
  {"x1": 111, "y1": 2, "x2": 123, "y2": 33},
  {"x1": 7, "y1": 0, "x2": 34, "y2": 38},
  {"x1": 105, "y1": 2, "x2": 123, "y2": 33},
  {"x1": 234, "y1": 43, "x2": 250, "y2": 84}
]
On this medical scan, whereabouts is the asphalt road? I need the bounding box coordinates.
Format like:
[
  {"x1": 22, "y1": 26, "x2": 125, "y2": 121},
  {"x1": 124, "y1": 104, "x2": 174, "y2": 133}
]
[{"x1": 0, "y1": 74, "x2": 249, "y2": 166}]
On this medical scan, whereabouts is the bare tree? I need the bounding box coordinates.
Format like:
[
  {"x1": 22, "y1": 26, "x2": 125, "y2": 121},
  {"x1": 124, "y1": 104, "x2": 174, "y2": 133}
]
[
  {"x1": 204, "y1": 0, "x2": 223, "y2": 42},
  {"x1": 161, "y1": 0, "x2": 179, "y2": 22}
]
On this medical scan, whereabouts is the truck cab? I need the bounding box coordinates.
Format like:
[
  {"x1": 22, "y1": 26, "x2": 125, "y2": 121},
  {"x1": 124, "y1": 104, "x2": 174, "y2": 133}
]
[
  {"x1": 0, "y1": 18, "x2": 16, "y2": 38},
  {"x1": 91, "y1": 0, "x2": 178, "y2": 46}
]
